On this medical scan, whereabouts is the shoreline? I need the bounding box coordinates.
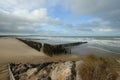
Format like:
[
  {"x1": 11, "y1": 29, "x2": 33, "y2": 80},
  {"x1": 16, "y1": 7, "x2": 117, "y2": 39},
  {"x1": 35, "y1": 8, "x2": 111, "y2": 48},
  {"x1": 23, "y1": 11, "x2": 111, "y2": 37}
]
[
  {"x1": 0, "y1": 37, "x2": 119, "y2": 64},
  {"x1": 71, "y1": 44, "x2": 120, "y2": 59},
  {"x1": 0, "y1": 37, "x2": 120, "y2": 80}
]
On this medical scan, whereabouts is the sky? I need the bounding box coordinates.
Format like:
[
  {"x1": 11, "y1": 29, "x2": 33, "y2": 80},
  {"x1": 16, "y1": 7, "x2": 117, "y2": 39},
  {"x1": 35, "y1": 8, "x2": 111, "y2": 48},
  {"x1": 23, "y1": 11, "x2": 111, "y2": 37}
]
[{"x1": 0, "y1": 0, "x2": 120, "y2": 36}]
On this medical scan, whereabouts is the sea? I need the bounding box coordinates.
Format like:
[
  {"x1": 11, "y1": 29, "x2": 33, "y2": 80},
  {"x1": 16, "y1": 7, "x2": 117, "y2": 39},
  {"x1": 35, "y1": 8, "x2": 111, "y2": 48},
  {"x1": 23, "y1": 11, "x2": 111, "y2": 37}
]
[{"x1": 19, "y1": 36, "x2": 120, "y2": 54}]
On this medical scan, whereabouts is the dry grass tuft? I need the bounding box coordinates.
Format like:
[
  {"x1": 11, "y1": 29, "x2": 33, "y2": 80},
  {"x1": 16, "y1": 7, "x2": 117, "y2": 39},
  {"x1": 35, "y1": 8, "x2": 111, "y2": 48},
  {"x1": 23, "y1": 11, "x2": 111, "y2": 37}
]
[{"x1": 79, "y1": 54, "x2": 118, "y2": 80}]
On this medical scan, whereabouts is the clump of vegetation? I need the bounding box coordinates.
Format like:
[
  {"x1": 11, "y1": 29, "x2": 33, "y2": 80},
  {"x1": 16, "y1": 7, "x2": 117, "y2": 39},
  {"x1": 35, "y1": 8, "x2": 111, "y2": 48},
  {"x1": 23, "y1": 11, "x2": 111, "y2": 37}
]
[{"x1": 79, "y1": 54, "x2": 118, "y2": 80}]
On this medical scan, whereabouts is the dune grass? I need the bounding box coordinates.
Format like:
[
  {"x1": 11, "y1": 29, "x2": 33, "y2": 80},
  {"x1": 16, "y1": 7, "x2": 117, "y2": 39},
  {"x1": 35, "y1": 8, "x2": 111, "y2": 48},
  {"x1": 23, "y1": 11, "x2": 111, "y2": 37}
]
[
  {"x1": 79, "y1": 54, "x2": 118, "y2": 80},
  {"x1": 8, "y1": 54, "x2": 119, "y2": 80}
]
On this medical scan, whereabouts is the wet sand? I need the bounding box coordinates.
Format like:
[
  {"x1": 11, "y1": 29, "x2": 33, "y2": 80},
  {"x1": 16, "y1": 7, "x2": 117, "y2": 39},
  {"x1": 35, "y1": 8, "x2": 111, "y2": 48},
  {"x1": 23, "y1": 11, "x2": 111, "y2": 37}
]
[{"x1": 71, "y1": 44, "x2": 120, "y2": 58}]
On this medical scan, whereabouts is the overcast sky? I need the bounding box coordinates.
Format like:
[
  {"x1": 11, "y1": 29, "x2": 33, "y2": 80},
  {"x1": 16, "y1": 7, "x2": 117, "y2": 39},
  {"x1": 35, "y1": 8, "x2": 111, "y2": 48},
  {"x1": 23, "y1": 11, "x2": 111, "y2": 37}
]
[{"x1": 0, "y1": 0, "x2": 120, "y2": 36}]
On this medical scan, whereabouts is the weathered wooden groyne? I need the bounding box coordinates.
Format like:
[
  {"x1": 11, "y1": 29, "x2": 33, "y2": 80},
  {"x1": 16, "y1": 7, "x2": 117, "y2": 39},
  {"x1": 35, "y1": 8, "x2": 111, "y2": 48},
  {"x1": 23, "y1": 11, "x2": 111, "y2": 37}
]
[
  {"x1": 43, "y1": 43, "x2": 68, "y2": 56},
  {"x1": 17, "y1": 38, "x2": 87, "y2": 56},
  {"x1": 18, "y1": 38, "x2": 42, "y2": 51}
]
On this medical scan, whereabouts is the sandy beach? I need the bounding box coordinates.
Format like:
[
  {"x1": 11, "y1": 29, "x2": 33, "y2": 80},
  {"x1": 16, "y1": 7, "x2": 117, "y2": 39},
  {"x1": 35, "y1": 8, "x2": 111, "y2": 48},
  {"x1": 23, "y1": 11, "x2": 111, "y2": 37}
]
[
  {"x1": 0, "y1": 37, "x2": 80, "y2": 64},
  {"x1": 0, "y1": 37, "x2": 120, "y2": 80},
  {"x1": 0, "y1": 37, "x2": 47, "y2": 64},
  {"x1": 0, "y1": 37, "x2": 119, "y2": 64},
  {"x1": 0, "y1": 37, "x2": 48, "y2": 80}
]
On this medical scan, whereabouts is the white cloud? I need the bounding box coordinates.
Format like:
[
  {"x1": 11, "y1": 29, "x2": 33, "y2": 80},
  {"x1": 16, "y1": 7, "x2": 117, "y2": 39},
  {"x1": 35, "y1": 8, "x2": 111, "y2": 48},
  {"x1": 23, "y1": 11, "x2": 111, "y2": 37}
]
[
  {"x1": 0, "y1": 8, "x2": 61, "y2": 33},
  {"x1": 0, "y1": 0, "x2": 61, "y2": 11},
  {"x1": 98, "y1": 28, "x2": 113, "y2": 32},
  {"x1": 12, "y1": 8, "x2": 48, "y2": 19},
  {"x1": 92, "y1": 28, "x2": 113, "y2": 32},
  {"x1": 0, "y1": 0, "x2": 120, "y2": 35},
  {"x1": 31, "y1": 9, "x2": 47, "y2": 18},
  {"x1": 0, "y1": 0, "x2": 44, "y2": 10},
  {"x1": 63, "y1": 0, "x2": 120, "y2": 15}
]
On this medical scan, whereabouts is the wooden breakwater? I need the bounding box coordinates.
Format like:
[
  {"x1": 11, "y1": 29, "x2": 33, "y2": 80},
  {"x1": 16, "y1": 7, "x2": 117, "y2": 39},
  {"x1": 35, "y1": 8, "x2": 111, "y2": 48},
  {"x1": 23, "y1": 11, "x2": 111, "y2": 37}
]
[
  {"x1": 17, "y1": 38, "x2": 87, "y2": 56},
  {"x1": 18, "y1": 38, "x2": 42, "y2": 51},
  {"x1": 43, "y1": 43, "x2": 68, "y2": 56}
]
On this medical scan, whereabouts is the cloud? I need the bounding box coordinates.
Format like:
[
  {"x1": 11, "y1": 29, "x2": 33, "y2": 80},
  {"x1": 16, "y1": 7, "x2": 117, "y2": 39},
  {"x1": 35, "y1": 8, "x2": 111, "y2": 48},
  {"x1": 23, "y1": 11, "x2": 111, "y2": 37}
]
[
  {"x1": 0, "y1": 0, "x2": 120, "y2": 36},
  {"x1": 0, "y1": 8, "x2": 61, "y2": 34},
  {"x1": 65, "y1": 18, "x2": 120, "y2": 34},
  {"x1": 63, "y1": 0, "x2": 120, "y2": 15},
  {"x1": 64, "y1": 0, "x2": 120, "y2": 28},
  {"x1": 0, "y1": 0, "x2": 45, "y2": 10},
  {"x1": 0, "y1": 0, "x2": 61, "y2": 11},
  {"x1": 60, "y1": 0, "x2": 120, "y2": 35},
  {"x1": 97, "y1": 28, "x2": 113, "y2": 32}
]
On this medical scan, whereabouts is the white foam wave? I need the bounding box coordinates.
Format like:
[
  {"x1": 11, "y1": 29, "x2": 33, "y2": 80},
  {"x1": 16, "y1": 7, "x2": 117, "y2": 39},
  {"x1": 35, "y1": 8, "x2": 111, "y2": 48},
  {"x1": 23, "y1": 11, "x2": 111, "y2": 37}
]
[
  {"x1": 35, "y1": 37, "x2": 120, "y2": 47},
  {"x1": 22, "y1": 36, "x2": 120, "y2": 48}
]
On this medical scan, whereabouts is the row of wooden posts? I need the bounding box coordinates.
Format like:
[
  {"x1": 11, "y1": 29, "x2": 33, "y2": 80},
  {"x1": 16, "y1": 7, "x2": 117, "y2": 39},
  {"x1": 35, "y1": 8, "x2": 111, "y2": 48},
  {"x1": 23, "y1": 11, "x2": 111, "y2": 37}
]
[
  {"x1": 18, "y1": 39, "x2": 42, "y2": 51},
  {"x1": 17, "y1": 38, "x2": 69, "y2": 56},
  {"x1": 43, "y1": 44, "x2": 68, "y2": 56}
]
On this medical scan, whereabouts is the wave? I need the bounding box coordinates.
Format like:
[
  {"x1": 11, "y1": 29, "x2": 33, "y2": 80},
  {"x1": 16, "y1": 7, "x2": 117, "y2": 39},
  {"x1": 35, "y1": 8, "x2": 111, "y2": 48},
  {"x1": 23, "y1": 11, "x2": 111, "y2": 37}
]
[
  {"x1": 45, "y1": 37, "x2": 120, "y2": 47},
  {"x1": 20, "y1": 36, "x2": 120, "y2": 53},
  {"x1": 44, "y1": 37, "x2": 120, "y2": 53}
]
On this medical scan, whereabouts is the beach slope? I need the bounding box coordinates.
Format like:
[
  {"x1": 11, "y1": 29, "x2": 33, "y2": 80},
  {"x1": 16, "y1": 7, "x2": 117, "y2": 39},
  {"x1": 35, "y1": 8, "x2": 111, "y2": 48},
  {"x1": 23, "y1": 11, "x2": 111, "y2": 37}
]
[{"x1": 0, "y1": 37, "x2": 46, "y2": 64}]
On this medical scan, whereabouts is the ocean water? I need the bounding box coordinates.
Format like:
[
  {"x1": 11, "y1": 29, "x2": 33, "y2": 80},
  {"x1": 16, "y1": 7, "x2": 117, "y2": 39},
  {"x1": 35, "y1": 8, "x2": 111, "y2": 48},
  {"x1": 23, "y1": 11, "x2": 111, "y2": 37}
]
[{"x1": 19, "y1": 36, "x2": 120, "y2": 54}]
